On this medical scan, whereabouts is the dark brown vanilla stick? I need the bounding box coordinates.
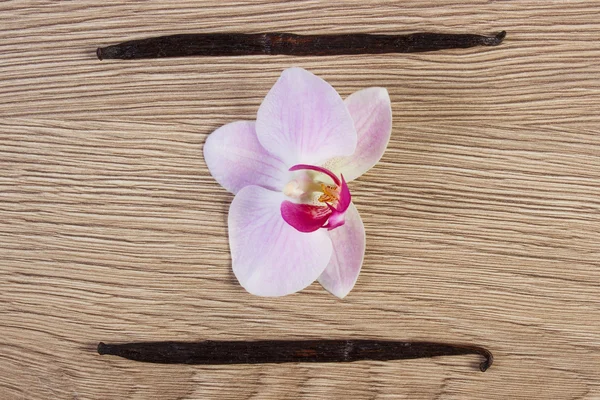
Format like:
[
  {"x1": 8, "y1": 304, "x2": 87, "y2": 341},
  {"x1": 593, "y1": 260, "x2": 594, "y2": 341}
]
[
  {"x1": 96, "y1": 31, "x2": 506, "y2": 60},
  {"x1": 97, "y1": 340, "x2": 493, "y2": 372}
]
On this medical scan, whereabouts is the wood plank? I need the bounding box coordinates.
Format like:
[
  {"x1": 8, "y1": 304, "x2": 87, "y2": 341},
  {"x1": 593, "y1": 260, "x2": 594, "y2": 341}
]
[{"x1": 1, "y1": 1, "x2": 599, "y2": 398}]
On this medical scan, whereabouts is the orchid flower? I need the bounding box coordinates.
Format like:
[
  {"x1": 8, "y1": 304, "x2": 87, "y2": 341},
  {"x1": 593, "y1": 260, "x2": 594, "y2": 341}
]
[{"x1": 203, "y1": 67, "x2": 391, "y2": 298}]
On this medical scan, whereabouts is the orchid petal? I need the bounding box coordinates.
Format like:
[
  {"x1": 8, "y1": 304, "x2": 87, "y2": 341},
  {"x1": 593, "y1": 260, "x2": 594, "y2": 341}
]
[
  {"x1": 324, "y1": 88, "x2": 392, "y2": 182},
  {"x1": 229, "y1": 185, "x2": 333, "y2": 296},
  {"x1": 281, "y1": 201, "x2": 331, "y2": 233},
  {"x1": 318, "y1": 202, "x2": 366, "y2": 298},
  {"x1": 256, "y1": 67, "x2": 357, "y2": 166},
  {"x1": 204, "y1": 121, "x2": 289, "y2": 194}
]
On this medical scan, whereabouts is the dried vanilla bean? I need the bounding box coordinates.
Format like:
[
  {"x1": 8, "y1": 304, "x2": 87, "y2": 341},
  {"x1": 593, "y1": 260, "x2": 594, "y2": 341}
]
[
  {"x1": 97, "y1": 31, "x2": 506, "y2": 60},
  {"x1": 98, "y1": 339, "x2": 493, "y2": 372}
]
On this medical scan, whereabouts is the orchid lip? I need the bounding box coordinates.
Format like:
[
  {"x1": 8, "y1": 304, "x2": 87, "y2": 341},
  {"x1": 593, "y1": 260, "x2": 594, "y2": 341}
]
[{"x1": 281, "y1": 164, "x2": 351, "y2": 233}]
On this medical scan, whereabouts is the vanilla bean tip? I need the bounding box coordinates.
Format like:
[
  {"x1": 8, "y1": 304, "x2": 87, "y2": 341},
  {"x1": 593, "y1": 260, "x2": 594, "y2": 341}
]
[
  {"x1": 478, "y1": 348, "x2": 494, "y2": 372},
  {"x1": 486, "y1": 30, "x2": 506, "y2": 46},
  {"x1": 97, "y1": 342, "x2": 109, "y2": 355}
]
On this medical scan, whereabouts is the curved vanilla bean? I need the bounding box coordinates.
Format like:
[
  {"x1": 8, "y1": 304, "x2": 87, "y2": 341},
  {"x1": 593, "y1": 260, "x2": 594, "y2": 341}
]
[
  {"x1": 96, "y1": 31, "x2": 506, "y2": 60},
  {"x1": 97, "y1": 340, "x2": 493, "y2": 371}
]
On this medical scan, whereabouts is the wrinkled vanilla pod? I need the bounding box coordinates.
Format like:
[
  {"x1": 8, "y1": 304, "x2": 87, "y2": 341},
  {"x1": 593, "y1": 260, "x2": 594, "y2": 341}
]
[
  {"x1": 97, "y1": 31, "x2": 506, "y2": 60},
  {"x1": 98, "y1": 340, "x2": 493, "y2": 372}
]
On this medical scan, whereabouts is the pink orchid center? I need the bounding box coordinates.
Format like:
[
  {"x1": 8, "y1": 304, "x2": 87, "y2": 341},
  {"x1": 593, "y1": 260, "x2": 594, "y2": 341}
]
[{"x1": 280, "y1": 164, "x2": 351, "y2": 233}]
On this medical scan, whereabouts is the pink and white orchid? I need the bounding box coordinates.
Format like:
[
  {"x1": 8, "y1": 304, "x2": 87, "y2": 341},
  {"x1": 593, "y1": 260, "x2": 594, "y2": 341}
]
[{"x1": 203, "y1": 67, "x2": 391, "y2": 298}]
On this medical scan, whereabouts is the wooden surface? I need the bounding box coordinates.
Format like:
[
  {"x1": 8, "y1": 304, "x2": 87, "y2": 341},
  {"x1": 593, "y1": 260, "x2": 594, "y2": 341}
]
[{"x1": 1, "y1": 1, "x2": 599, "y2": 399}]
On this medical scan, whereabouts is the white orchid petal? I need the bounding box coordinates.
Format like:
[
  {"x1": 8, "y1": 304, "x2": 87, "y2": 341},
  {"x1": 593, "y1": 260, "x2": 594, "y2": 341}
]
[
  {"x1": 256, "y1": 67, "x2": 357, "y2": 166},
  {"x1": 325, "y1": 88, "x2": 392, "y2": 181},
  {"x1": 229, "y1": 185, "x2": 333, "y2": 296},
  {"x1": 204, "y1": 121, "x2": 289, "y2": 194},
  {"x1": 318, "y1": 203, "x2": 366, "y2": 298}
]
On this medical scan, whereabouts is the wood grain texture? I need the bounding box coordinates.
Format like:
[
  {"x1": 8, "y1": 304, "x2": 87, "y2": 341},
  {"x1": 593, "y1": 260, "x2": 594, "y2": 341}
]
[{"x1": 1, "y1": 1, "x2": 599, "y2": 398}]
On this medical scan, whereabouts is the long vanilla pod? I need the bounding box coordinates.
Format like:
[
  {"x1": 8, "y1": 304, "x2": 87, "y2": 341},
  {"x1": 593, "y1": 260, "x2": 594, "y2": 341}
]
[
  {"x1": 98, "y1": 340, "x2": 493, "y2": 371},
  {"x1": 97, "y1": 31, "x2": 506, "y2": 60}
]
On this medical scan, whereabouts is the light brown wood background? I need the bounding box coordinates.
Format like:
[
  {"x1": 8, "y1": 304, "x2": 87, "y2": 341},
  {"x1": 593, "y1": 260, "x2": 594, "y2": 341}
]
[{"x1": 1, "y1": 1, "x2": 599, "y2": 399}]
